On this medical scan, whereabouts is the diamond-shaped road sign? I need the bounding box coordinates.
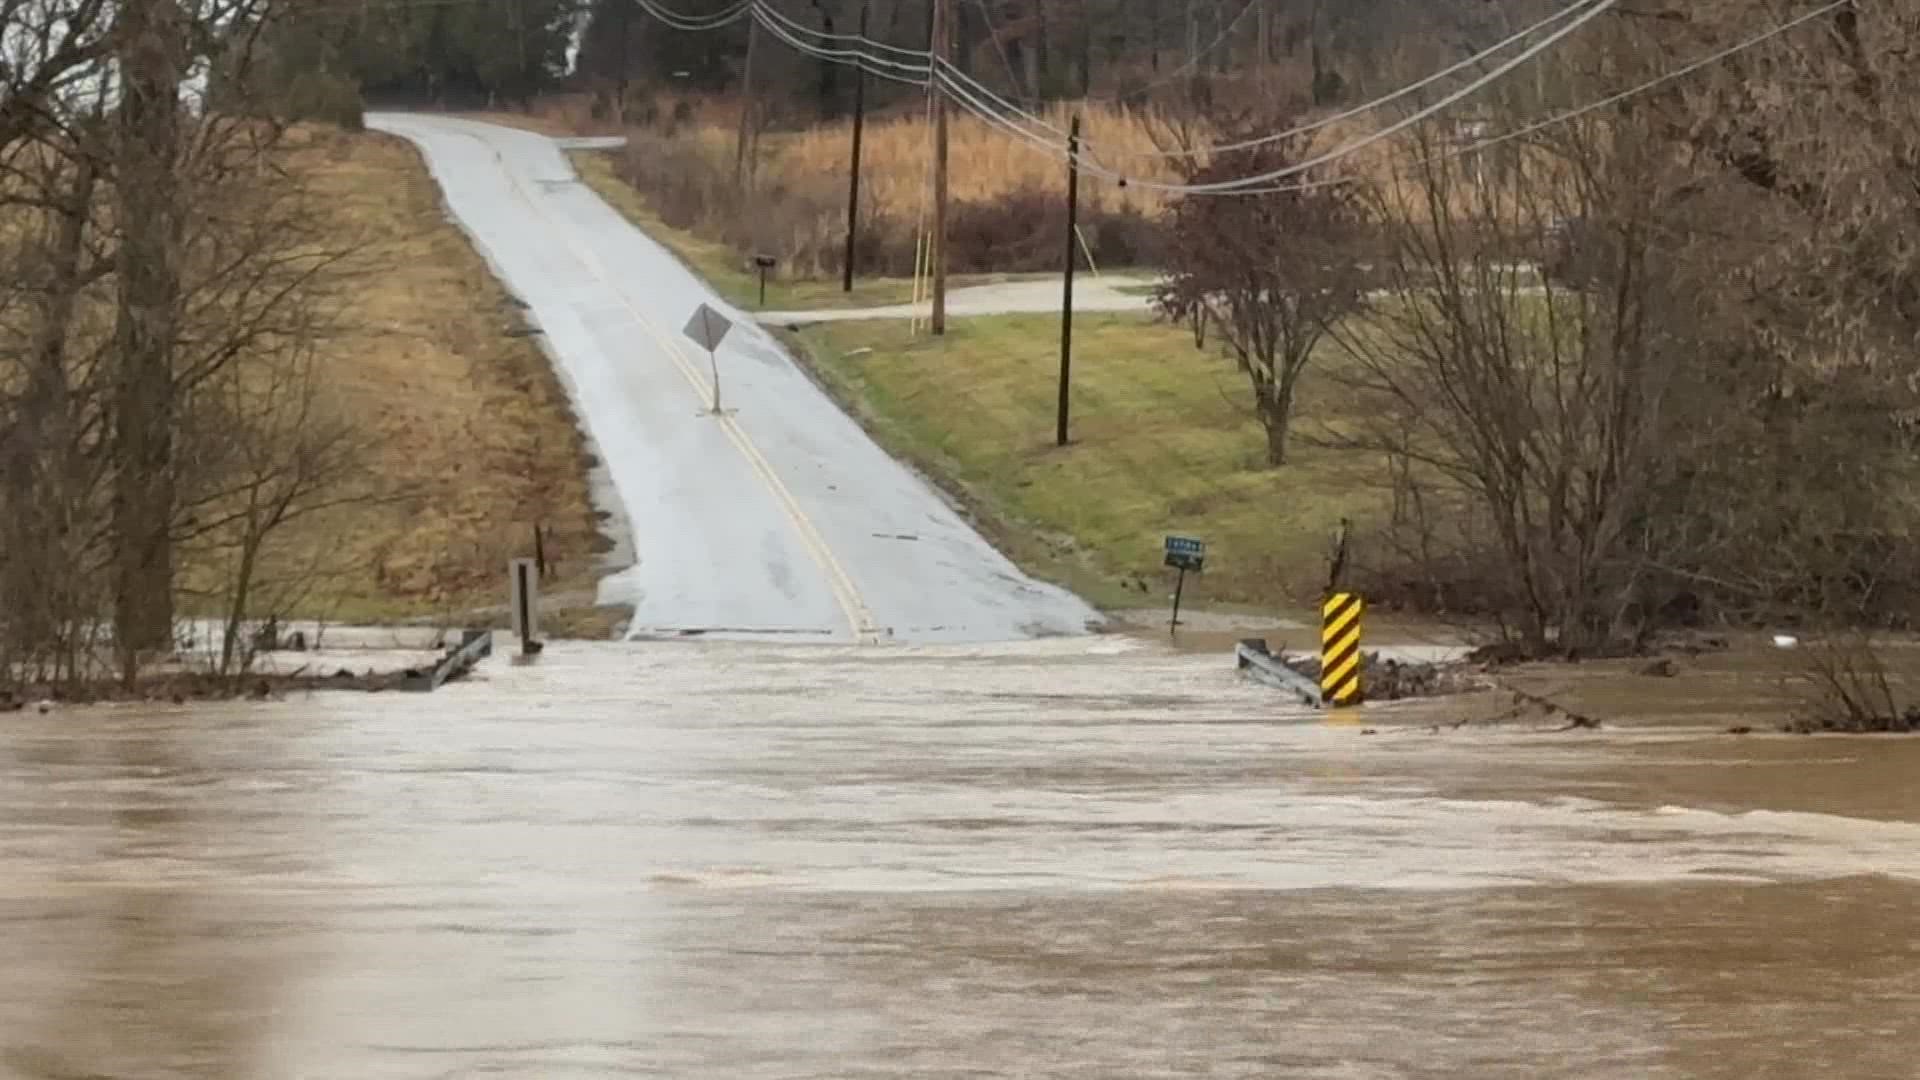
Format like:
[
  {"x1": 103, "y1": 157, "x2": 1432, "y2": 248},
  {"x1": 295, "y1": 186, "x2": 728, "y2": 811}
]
[{"x1": 683, "y1": 303, "x2": 733, "y2": 353}]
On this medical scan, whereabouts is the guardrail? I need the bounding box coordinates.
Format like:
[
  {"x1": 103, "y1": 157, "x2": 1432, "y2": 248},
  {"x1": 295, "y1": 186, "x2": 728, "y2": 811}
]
[
  {"x1": 1234, "y1": 639, "x2": 1325, "y2": 709},
  {"x1": 400, "y1": 629, "x2": 494, "y2": 693}
]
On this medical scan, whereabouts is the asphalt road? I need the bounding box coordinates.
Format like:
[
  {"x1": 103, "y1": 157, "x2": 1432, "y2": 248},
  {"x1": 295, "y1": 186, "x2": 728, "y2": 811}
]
[
  {"x1": 370, "y1": 114, "x2": 1098, "y2": 644},
  {"x1": 757, "y1": 275, "x2": 1156, "y2": 326}
]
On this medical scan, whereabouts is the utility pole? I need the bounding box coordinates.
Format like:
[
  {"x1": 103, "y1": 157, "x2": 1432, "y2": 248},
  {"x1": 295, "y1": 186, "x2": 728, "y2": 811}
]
[
  {"x1": 844, "y1": 2, "x2": 870, "y2": 293},
  {"x1": 735, "y1": 12, "x2": 760, "y2": 193},
  {"x1": 931, "y1": 0, "x2": 950, "y2": 335},
  {"x1": 1056, "y1": 114, "x2": 1080, "y2": 448}
]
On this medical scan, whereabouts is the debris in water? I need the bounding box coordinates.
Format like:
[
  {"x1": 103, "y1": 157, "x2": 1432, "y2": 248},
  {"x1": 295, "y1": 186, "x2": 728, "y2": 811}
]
[{"x1": 1276, "y1": 649, "x2": 1484, "y2": 701}]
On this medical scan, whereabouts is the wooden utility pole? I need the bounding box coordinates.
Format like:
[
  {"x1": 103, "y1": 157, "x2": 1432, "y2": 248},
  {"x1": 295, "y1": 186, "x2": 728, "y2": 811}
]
[
  {"x1": 735, "y1": 13, "x2": 760, "y2": 192},
  {"x1": 844, "y1": 2, "x2": 870, "y2": 292},
  {"x1": 1056, "y1": 115, "x2": 1081, "y2": 448},
  {"x1": 931, "y1": 0, "x2": 950, "y2": 334}
]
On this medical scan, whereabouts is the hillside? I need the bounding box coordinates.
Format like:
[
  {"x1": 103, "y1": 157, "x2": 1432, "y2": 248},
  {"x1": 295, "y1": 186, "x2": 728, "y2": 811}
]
[{"x1": 270, "y1": 126, "x2": 617, "y2": 629}]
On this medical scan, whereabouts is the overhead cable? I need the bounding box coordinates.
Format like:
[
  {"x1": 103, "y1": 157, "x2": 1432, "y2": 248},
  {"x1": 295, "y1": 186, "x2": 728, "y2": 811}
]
[
  {"x1": 1125, "y1": 0, "x2": 1860, "y2": 197},
  {"x1": 632, "y1": 0, "x2": 755, "y2": 32},
  {"x1": 936, "y1": 0, "x2": 1620, "y2": 193},
  {"x1": 752, "y1": 0, "x2": 928, "y2": 57},
  {"x1": 935, "y1": 0, "x2": 1616, "y2": 163},
  {"x1": 747, "y1": 5, "x2": 930, "y2": 84}
]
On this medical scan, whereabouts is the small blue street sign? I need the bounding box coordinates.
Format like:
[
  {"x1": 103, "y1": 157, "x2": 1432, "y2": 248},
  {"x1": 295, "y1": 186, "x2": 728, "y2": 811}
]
[{"x1": 1164, "y1": 535, "x2": 1206, "y2": 572}]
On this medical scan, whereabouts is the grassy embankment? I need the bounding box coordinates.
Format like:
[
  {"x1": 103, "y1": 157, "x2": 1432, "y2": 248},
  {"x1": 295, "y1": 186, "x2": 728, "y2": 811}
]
[
  {"x1": 786, "y1": 315, "x2": 1389, "y2": 616},
  {"x1": 277, "y1": 126, "x2": 624, "y2": 635}
]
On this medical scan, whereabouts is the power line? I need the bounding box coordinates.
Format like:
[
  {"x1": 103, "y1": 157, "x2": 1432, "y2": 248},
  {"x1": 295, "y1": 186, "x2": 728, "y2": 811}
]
[
  {"x1": 1094, "y1": 0, "x2": 1858, "y2": 198},
  {"x1": 929, "y1": 0, "x2": 1612, "y2": 161},
  {"x1": 747, "y1": 4, "x2": 930, "y2": 84},
  {"x1": 615, "y1": 0, "x2": 1845, "y2": 200},
  {"x1": 752, "y1": 0, "x2": 927, "y2": 57},
  {"x1": 631, "y1": 0, "x2": 754, "y2": 32},
  {"x1": 617, "y1": 0, "x2": 1611, "y2": 195},
  {"x1": 1107, "y1": 0, "x2": 1615, "y2": 162},
  {"x1": 937, "y1": 0, "x2": 1620, "y2": 194}
]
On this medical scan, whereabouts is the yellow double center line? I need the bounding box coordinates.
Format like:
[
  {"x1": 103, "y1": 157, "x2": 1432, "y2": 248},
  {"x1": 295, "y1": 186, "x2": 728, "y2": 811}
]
[{"x1": 453, "y1": 123, "x2": 882, "y2": 644}]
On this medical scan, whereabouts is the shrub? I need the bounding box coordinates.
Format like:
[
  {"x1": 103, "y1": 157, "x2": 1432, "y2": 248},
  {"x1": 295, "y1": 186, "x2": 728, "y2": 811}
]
[{"x1": 284, "y1": 71, "x2": 365, "y2": 131}]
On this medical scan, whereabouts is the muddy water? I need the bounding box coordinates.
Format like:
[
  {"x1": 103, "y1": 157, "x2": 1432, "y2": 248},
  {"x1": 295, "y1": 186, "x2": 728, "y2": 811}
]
[{"x1": 2, "y1": 639, "x2": 1917, "y2": 1078}]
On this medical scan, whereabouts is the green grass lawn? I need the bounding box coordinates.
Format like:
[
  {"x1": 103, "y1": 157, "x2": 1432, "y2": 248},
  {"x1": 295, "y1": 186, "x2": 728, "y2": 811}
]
[
  {"x1": 786, "y1": 313, "x2": 1392, "y2": 613},
  {"x1": 569, "y1": 150, "x2": 1050, "y2": 312}
]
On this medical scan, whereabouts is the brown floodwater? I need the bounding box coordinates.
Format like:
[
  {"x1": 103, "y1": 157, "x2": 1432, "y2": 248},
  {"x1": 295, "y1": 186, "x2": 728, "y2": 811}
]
[{"x1": 2, "y1": 638, "x2": 1917, "y2": 1078}]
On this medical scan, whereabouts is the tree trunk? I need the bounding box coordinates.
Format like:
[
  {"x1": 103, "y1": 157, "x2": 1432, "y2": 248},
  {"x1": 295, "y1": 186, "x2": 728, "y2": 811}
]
[
  {"x1": 1034, "y1": 0, "x2": 1052, "y2": 98},
  {"x1": 1213, "y1": 0, "x2": 1229, "y2": 75},
  {"x1": 1150, "y1": 0, "x2": 1160, "y2": 71},
  {"x1": 111, "y1": 0, "x2": 186, "y2": 670},
  {"x1": 815, "y1": 2, "x2": 841, "y2": 117},
  {"x1": 1076, "y1": 0, "x2": 1092, "y2": 96},
  {"x1": 952, "y1": 0, "x2": 972, "y2": 78},
  {"x1": 1018, "y1": 3, "x2": 1042, "y2": 99},
  {"x1": 219, "y1": 525, "x2": 262, "y2": 678},
  {"x1": 1259, "y1": 382, "x2": 1294, "y2": 466},
  {"x1": 614, "y1": 0, "x2": 631, "y2": 125}
]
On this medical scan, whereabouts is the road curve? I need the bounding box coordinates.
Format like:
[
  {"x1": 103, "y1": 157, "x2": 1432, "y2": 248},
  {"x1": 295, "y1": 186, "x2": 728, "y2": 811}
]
[{"x1": 370, "y1": 114, "x2": 1099, "y2": 644}]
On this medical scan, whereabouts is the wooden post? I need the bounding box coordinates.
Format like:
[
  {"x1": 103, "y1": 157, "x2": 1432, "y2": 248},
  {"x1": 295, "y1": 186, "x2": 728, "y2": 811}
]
[
  {"x1": 510, "y1": 558, "x2": 542, "y2": 657},
  {"x1": 931, "y1": 0, "x2": 950, "y2": 335},
  {"x1": 843, "y1": 2, "x2": 869, "y2": 293},
  {"x1": 1056, "y1": 114, "x2": 1081, "y2": 448},
  {"x1": 734, "y1": 13, "x2": 759, "y2": 193}
]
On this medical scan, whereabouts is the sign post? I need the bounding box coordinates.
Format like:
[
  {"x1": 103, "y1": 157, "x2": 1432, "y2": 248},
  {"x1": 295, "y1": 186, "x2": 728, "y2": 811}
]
[
  {"x1": 753, "y1": 254, "x2": 777, "y2": 307},
  {"x1": 1321, "y1": 592, "x2": 1364, "y2": 707},
  {"x1": 1163, "y1": 535, "x2": 1206, "y2": 635},
  {"x1": 509, "y1": 557, "x2": 542, "y2": 658},
  {"x1": 682, "y1": 303, "x2": 735, "y2": 415}
]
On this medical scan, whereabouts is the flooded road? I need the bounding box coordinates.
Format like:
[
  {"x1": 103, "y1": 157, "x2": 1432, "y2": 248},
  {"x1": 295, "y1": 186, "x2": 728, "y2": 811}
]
[{"x1": 3, "y1": 639, "x2": 1918, "y2": 1077}]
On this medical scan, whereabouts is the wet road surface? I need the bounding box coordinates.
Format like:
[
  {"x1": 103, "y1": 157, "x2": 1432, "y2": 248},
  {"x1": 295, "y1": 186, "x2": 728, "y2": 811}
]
[
  {"x1": 3, "y1": 639, "x2": 1918, "y2": 1077},
  {"x1": 365, "y1": 114, "x2": 1097, "y2": 644}
]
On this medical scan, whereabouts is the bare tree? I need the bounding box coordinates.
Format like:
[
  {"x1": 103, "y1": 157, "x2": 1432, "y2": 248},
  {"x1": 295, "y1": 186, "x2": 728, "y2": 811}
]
[
  {"x1": 0, "y1": 0, "x2": 115, "y2": 152},
  {"x1": 182, "y1": 338, "x2": 370, "y2": 677},
  {"x1": 1153, "y1": 130, "x2": 1370, "y2": 466},
  {"x1": 0, "y1": 87, "x2": 115, "y2": 693},
  {"x1": 1325, "y1": 114, "x2": 1684, "y2": 655},
  {"x1": 1, "y1": 0, "x2": 371, "y2": 695}
]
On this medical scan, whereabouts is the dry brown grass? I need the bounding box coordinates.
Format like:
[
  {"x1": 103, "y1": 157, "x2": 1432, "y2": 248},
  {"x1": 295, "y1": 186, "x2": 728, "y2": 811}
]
[
  {"x1": 776, "y1": 101, "x2": 1179, "y2": 222},
  {"x1": 276, "y1": 125, "x2": 612, "y2": 624},
  {"x1": 489, "y1": 92, "x2": 1548, "y2": 300}
]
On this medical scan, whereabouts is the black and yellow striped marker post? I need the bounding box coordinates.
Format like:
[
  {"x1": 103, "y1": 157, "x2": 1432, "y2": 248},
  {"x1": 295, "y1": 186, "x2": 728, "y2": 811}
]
[{"x1": 1320, "y1": 592, "x2": 1364, "y2": 708}]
